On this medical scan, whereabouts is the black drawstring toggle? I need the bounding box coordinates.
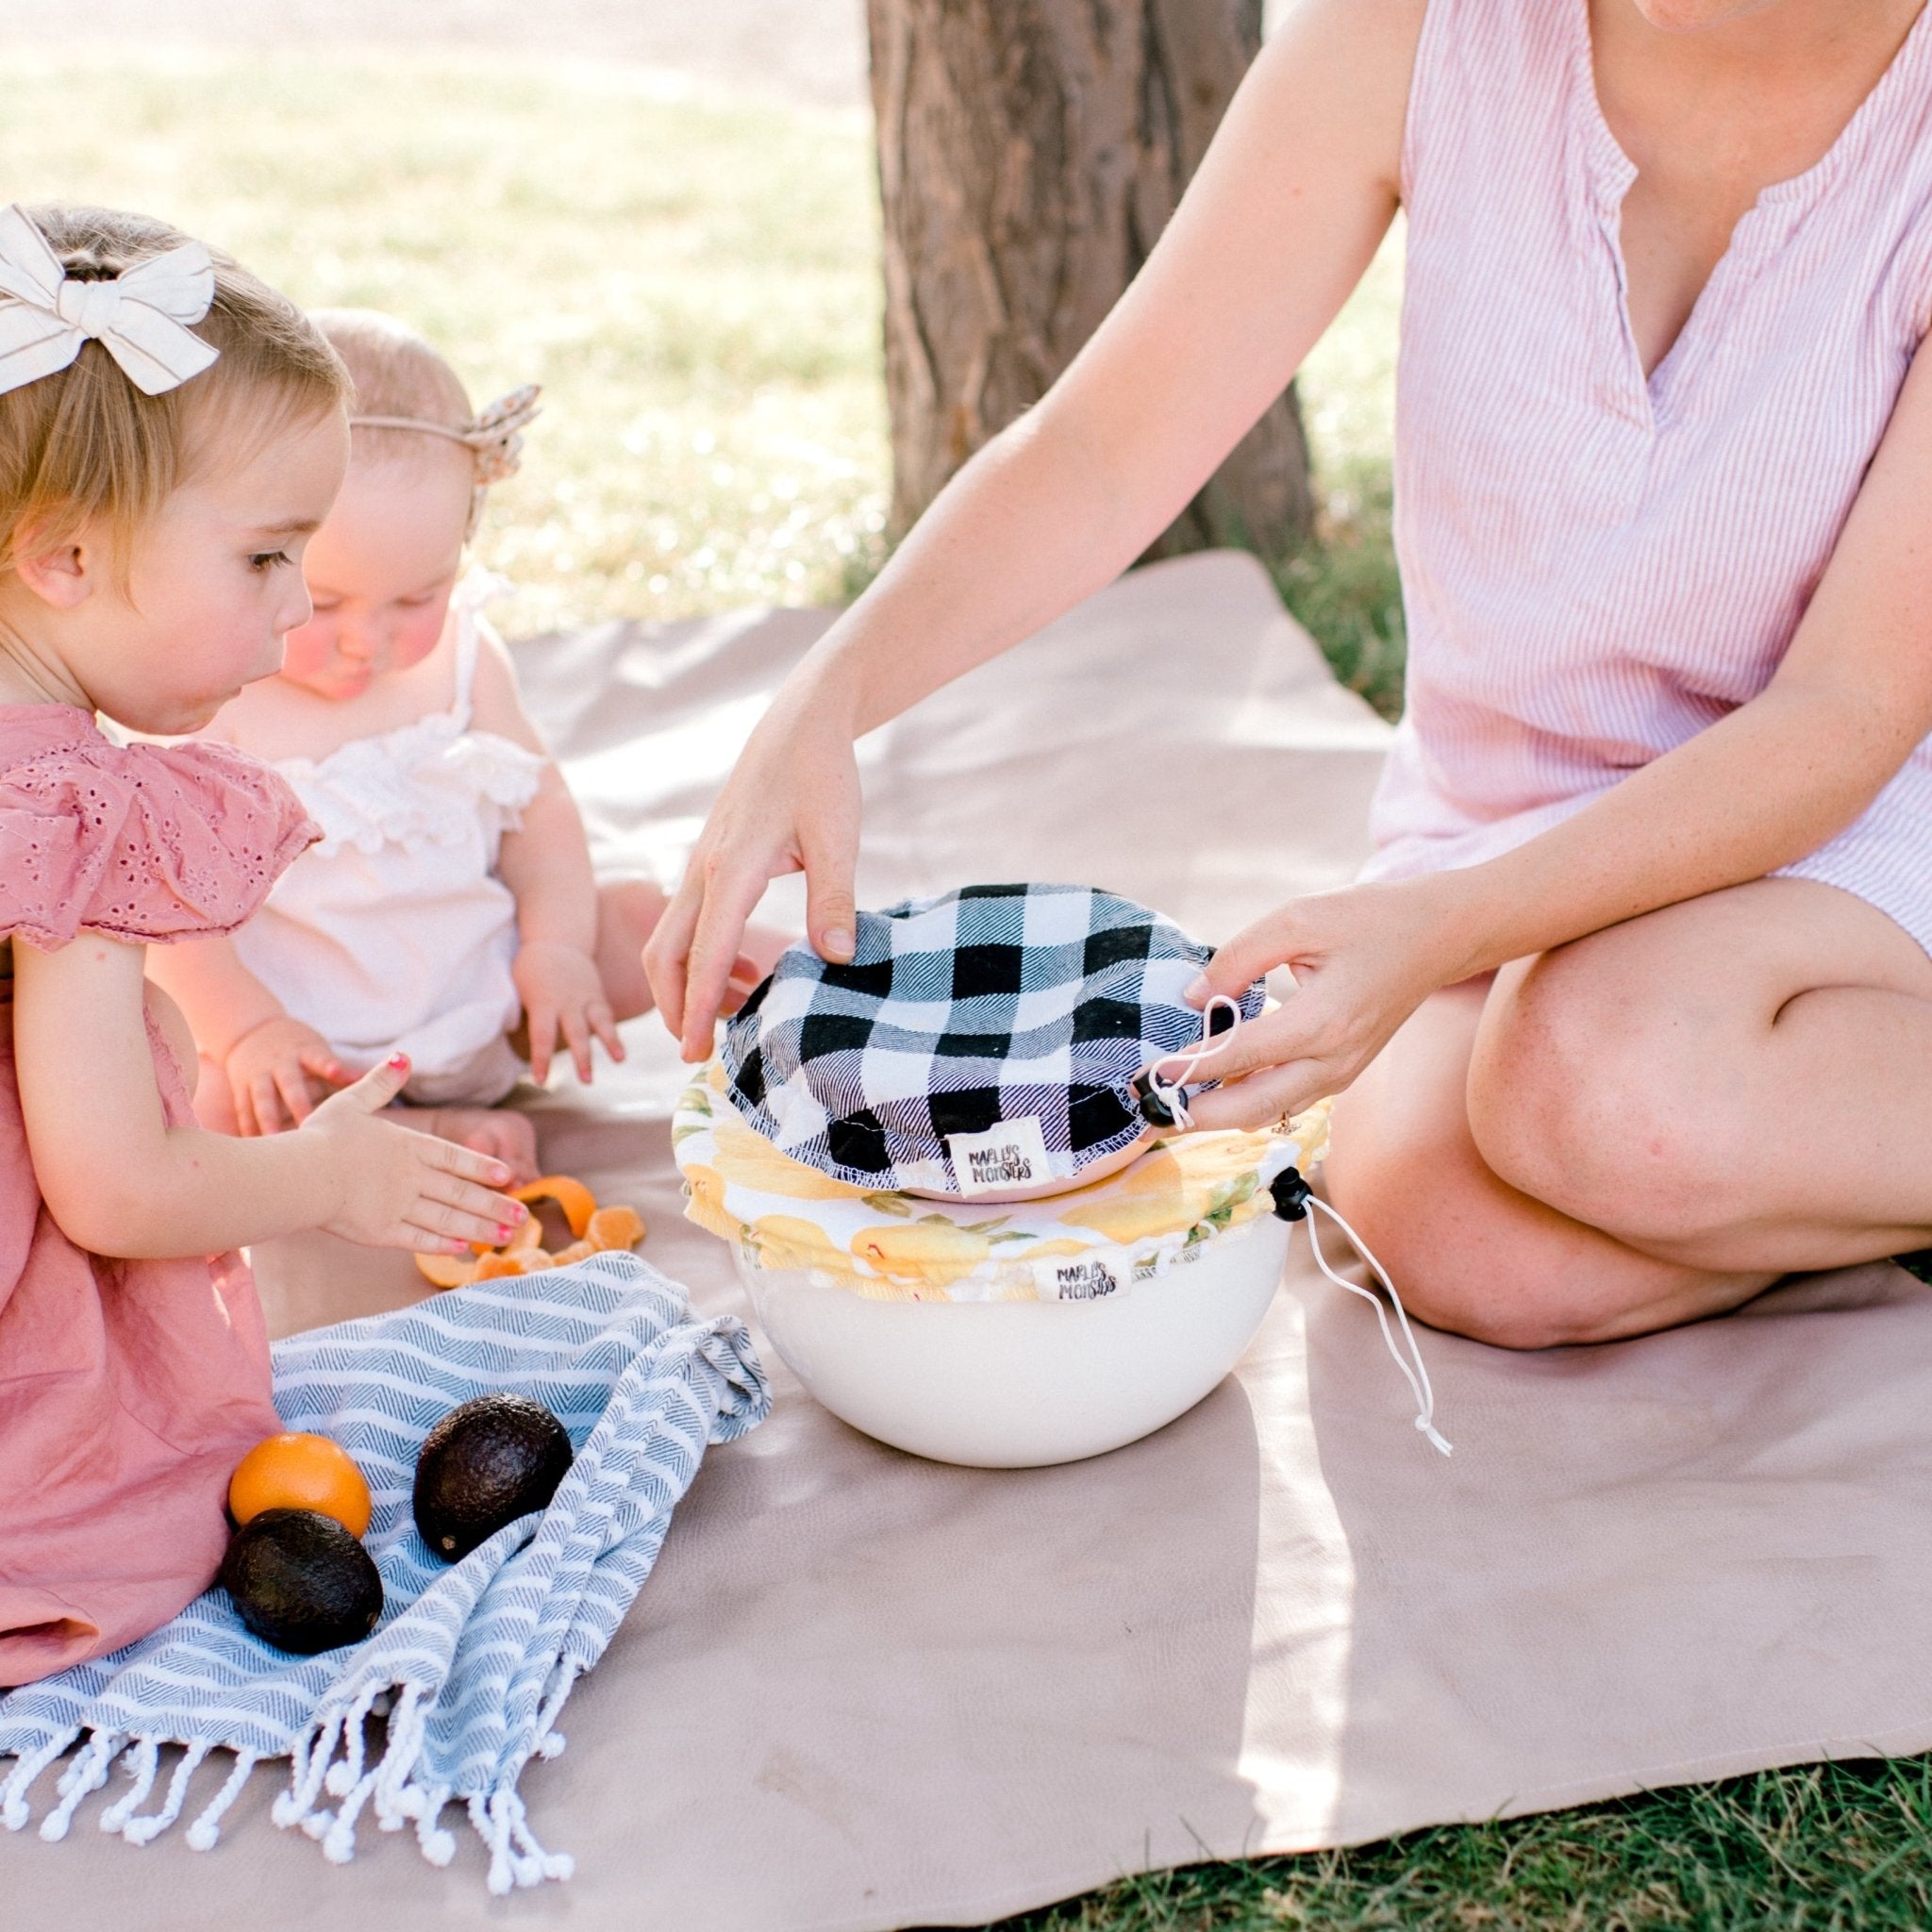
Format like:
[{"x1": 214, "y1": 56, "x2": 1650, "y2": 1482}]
[{"x1": 1269, "y1": 1166, "x2": 1311, "y2": 1222}]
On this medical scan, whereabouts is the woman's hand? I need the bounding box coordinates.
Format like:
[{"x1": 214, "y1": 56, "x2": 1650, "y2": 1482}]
[
  {"x1": 298, "y1": 1053, "x2": 529, "y2": 1255},
  {"x1": 225, "y1": 1013, "x2": 353, "y2": 1135},
  {"x1": 1181, "y1": 874, "x2": 1473, "y2": 1129},
  {"x1": 514, "y1": 939, "x2": 621, "y2": 1085},
  {"x1": 644, "y1": 678, "x2": 864, "y2": 1060}
]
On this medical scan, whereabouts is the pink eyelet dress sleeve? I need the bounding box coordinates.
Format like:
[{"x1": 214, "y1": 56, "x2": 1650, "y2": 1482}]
[{"x1": 0, "y1": 708, "x2": 319, "y2": 1687}]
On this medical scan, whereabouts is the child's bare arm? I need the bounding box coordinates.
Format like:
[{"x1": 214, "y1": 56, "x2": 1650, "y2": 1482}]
[
  {"x1": 143, "y1": 931, "x2": 282, "y2": 1060},
  {"x1": 13, "y1": 934, "x2": 525, "y2": 1259},
  {"x1": 470, "y1": 627, "x2": 620, "y2": 1081},
  {"x1": 144, "y1": 934, "x2": 351, "y2": 1132}
]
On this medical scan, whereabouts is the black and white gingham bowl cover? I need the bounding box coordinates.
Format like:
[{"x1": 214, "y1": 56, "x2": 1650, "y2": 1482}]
[{"x1": 720, "y1": 883, "x2": 1266, "y2": 1196}]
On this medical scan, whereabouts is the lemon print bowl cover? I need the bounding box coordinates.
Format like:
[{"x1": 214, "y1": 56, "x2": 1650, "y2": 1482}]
[{"x1": 673, "y1": 1057, "x2": 1329, "y2": 1307}]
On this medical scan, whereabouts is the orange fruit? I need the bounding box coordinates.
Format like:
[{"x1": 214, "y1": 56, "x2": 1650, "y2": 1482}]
[
  {"x1": 228, "y1": 1432, "x2": 373, "y2": 1539},
  {"x1": 587, "y1": 1205, "x2": 645, "y2": 1252}
]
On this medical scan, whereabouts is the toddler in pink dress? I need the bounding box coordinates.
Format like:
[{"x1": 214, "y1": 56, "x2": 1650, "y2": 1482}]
[{"x1": 0, "y1": 205, "x2": 526, "y2": 1685}]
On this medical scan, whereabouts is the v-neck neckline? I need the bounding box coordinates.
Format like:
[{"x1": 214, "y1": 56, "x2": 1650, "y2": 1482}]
[{"x1": 1571, "y1": 0, "x2": 1931, "y2": 424}]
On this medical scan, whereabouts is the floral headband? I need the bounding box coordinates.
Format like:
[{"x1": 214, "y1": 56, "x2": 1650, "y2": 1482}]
[
  {"x1": 350, "y1": 383, "x2": 541, "y2": 485},
  {"x1": 350, "y1": 384, "x2": 541, "y2": 537}
]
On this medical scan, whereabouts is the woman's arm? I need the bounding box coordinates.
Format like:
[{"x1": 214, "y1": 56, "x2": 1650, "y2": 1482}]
[
  {"x1": 472, "y1": 627, "x2": 621, "y2": 1081},
  {"x1": 1185, "y1": 334, "x2": 1932, "y2": 1125},
  {"x1": 645, "y1": 0, "x2": 1429, "y2": 1054},
  {"x1": 13, "y1": 934, "x2": 525, "y2": 1258}
]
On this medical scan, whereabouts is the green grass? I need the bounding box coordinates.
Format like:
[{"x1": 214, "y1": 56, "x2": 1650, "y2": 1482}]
[
  {"x1": 974, "y1": 1761, "x2": 1932, "y2": 1924},
  {"x1": 0, "y1": 46, "x2": 1403, "y2": 706},
  {"x1": 1279, "y1": 226, "x2": 1407, "y2": 719},
  {"x1": 982, "y1": 1760, "x2": 1932, "y2": 1931},
  {"x1": 3, "y1": 50, "x2": 892, "y2": 640},
  {"x1": 11, "y1": 48, "x2": 1916, "y2": 1930}
]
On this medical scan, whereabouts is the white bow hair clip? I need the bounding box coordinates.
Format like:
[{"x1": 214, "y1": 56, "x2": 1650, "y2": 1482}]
[{"x1": 0, "y1": 204, "x2": 219, "y2": 399}]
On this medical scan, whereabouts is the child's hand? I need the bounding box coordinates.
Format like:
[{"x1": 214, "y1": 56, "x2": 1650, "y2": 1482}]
[
  {"x1": 225, "y1": 1015, "x2": 354, "y2": 1135},
  {"x1": 513, "y1": 940, "x2": 622, "y2": 1085},
  {"x1": 298, "y1": 1053, "x2": 529, "y2": 1255}
]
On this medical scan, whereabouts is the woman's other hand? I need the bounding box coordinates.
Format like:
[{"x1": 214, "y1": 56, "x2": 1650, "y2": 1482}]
[
  {"x1": 643, "y1": 677, "x2": 863, "y2": 1060},
  {"x1": 1181, "y1": 874, "x2": 1472, "y2": 1127}
]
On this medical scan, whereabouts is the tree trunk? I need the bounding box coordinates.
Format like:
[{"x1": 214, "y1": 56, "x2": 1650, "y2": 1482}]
[{"x1": 866, "y1": 0, "x2": 1312, "y2": 562}]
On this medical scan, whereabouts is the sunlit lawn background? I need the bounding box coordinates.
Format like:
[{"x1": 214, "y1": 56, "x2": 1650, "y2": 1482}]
[
  {"x1": 13, "y1": 45, "x2": 1927, "y2": 1932},
  {"x1": 1, "y1": 48, "x2": 1405, "y2": 712}
]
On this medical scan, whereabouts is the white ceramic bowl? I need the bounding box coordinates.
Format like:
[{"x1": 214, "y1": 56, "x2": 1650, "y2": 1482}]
[{"x1": 736, "y1": 1211, "x2": 1291, "y2": 1468}]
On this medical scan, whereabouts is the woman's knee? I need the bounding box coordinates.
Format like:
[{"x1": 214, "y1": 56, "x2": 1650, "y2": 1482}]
[{"x1": 1467, "y1": 949, "x2": 1755, "y2": 1250}]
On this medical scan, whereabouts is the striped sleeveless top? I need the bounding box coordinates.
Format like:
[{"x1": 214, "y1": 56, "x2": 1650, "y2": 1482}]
[{"x1": 1361, "y1": 0, "x2": 1932, "y2": 952}]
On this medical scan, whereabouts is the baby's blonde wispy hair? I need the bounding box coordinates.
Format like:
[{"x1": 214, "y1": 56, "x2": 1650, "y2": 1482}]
[
  {"x1": 0, "y1": 204, "x2": 350, "y2": 581},
  {"x1": 312, "y1": 309, "x2": 475, "y2": 468}
]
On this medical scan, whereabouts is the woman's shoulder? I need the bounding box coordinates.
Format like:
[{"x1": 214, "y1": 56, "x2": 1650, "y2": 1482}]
[{"x1": 0, "y1": 708, "x2": 319, "y2": 948}]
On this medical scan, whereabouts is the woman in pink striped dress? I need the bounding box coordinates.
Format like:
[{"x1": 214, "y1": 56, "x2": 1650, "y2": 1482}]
[{"x1": 652, "y1": 0, "x2": 1932, "y2": 1346}]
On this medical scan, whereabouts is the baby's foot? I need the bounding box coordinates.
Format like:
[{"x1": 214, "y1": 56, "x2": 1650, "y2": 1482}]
[{"x1": 398, "y1": 1104, "x2": 540, "y2": 1185}]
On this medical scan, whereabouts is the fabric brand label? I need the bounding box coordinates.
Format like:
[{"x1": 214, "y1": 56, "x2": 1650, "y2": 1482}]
[
  {"x1": 946, "y1": 1116, "x2": 1054, "y2": 1196},
  {"x1": 1041, "y1": 1257, "x2": 1123, "y2": 1302}
]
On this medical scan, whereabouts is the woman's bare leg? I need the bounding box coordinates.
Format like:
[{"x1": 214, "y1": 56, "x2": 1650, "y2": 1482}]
[
  {"x1": 1324, "y1": 984, "x2": 1774, "y2": 1349},
  {"x1": 1324, "y1": 878, "x2": 1932, "y2": 1347}
]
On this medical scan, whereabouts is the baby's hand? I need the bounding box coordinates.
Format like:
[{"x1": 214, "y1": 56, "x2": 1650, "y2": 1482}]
[
  {"x1": 226, "y1": 1015, "x2": 354, "y2": 1135},
  {"x1": 513, "y1": 940, "x2": 621, "y2": 1085},
  {"x1": 298, "y1": 1053, "x2": 528, "y2": 1255}
]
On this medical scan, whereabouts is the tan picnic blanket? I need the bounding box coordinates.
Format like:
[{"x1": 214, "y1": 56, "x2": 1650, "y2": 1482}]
[{"x1": 7, "y1": 551, "x2": 1930, "y2": 1928}]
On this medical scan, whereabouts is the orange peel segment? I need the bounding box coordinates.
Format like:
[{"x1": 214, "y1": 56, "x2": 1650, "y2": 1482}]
[
  {"x1": 512, "y1": 1175, "x2": 596, "y2": 1240},
  {"x1": 415, "y1": 1251, "x2": 477, "y2": 1290},
  {"x1": 413, "y1": 1174, "x2": 645, "y2": 1288},
  {"x1": 473, "y1": 1250, "x2": 532, "y2": 1280}
]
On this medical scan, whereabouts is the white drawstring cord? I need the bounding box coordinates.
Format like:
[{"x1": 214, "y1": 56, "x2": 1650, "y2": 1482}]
[
  {"x1": 1302, "y1": 1193, "x2": 1453, "y2": 1456},
  {"x1": 1142, "y1": 997, "x2": 1453, "y2": 1457},
  {"x1": 1138, "y1": 994, "x2": 1245, "y2": 1129}
]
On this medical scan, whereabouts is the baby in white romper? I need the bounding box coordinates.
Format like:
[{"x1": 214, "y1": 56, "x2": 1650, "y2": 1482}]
[{"x1": 151, "y1": 309, "x2": 775, "y2": 1180}]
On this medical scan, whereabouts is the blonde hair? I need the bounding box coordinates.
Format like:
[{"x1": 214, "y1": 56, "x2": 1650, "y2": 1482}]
[
  {"x1": 312, "y1": 308, "x2": 474, "y2": 467},
  {"x1": 0, "y1": 204, "x2": 351, "y2": 580},
  {"x1": 314, "y1": 310, "x2": 538, "y2": 539}
]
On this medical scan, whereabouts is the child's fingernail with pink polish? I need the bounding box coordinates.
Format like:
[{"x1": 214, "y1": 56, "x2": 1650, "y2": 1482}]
[
  {"x1": 496, "y1": 1223, "x2": 515, "y2": 1241},
  {"x1": 388, "y1": 1051, "x2": 409, "y2": 1070}
]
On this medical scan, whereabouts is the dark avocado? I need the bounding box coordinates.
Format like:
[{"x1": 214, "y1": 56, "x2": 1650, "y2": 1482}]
[
  {"x1": 412, "y1": 1393, "x2": 574, "y2": 1562},
  {"x1": 220, "y1": 1507, "x2": 383, "y2": 1655}
]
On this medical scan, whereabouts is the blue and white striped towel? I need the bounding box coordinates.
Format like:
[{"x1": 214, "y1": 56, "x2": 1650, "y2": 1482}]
[{"x1": 0, "y1": 1252, "x2": 769, "y2": 1892}]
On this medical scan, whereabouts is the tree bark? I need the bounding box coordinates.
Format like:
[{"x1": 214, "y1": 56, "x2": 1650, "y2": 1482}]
[{"x1": 866, "y1": 0, "x2": 1312, "y2": 561}]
